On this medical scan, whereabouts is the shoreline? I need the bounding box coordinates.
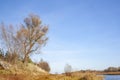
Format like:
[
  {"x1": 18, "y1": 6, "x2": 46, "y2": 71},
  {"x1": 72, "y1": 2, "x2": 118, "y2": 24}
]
[
  {"x1": 96, "y1": 72, "x2": 120, "y2": 75},
  {"x1": 70, "y1": 71, "x2": 120, "y2": 75}
]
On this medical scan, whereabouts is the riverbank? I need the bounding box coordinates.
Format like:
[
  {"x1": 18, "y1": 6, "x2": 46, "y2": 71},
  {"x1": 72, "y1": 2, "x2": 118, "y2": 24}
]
[
  {"x1": 70, "y1": 70, "x2": 120, "y2": 75},
  {"x1": 96, "y1": 71, "x2": 120, "y2": 75}
]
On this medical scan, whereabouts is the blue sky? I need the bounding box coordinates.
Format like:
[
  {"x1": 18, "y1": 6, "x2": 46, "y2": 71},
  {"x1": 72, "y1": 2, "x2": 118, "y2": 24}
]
[{"x1": 0, "y1": 0, "x2": 120, "y2": 73}]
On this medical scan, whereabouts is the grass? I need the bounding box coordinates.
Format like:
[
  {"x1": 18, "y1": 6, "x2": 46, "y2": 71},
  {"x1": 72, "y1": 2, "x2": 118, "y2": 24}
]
[
  {"x1": 0, "y1": 61, "x2": 104, "y2": 80},
  {"x1": 0, "y1": 72, "x2": 104, "y2": 80}
]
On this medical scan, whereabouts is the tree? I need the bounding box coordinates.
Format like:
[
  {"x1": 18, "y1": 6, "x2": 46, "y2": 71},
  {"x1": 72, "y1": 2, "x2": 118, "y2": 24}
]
[
  {"x1": 0, "y1": 24, "x2": 20, "y2": 63},
  {"x1": 0, "y1": 14, "x2": 48, "y2": 63},
  {"x1": 64, "y1": 64, "x2": 72, "y2": 73},
  {"x1": 0, "y1": 24, "x2": 19, "y2": 57}
]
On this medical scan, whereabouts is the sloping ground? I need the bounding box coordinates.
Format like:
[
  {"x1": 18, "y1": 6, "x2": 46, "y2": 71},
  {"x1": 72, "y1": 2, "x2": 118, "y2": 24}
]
[
  {"x1": 0, "y1": 60, "x2": 104, "y2": 80},
  {"x1": 0, "y1": 60, "x2": 11, "y2": 70},
  {"x1": 0, "y1": 60, "x2": 48, "y2": 75},
  {"x1": 10, "y1": 63, "x2": 48, "y2": 75}
]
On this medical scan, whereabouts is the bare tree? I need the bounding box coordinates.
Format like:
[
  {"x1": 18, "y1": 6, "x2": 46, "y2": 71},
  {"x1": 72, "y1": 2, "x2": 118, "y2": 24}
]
[
  {"x1": 0, "y1": 14, "x2": 48, "y2": 63},
  {"x1": 0, "y1": 24, "x2": 20, "y2": 63},
  {"x1": 64, "y1": 64, "x2": 72, "y2": 76},
  {"x1": 16, "y1": 14, "x2": 48, "y2": 63},
  {"x1": 0, "y1": 24, "x2": 15, "y2": 53}
]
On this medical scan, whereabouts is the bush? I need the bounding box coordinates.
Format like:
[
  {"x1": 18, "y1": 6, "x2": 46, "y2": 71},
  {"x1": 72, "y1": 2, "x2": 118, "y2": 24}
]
[{"x1": 37, "y1": 59, "x2": 50, "y2": 72}]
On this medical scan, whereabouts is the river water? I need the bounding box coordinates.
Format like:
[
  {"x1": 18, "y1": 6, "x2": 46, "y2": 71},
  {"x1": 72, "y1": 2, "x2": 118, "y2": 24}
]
[{"x1": 105, "y1": 75, "x2": 120, "y2": 80}]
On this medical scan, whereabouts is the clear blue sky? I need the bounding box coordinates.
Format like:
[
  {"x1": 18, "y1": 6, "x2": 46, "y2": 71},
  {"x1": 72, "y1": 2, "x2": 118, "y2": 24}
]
[{"x1": 0, "y1": 0, "x2": 120, "y2": 73}]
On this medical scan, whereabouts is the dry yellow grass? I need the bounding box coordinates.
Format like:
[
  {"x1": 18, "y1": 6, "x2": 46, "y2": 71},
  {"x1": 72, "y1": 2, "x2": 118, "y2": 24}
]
[
  {"x1": 0, "y1": 61, "x2": 103, "y2": 80},
  {"x1": 0, "y1": 61, "x2": 48, "y2": 75},
  {"x1": 0, "y1": 73, "x2": 103, "y2": 80}
]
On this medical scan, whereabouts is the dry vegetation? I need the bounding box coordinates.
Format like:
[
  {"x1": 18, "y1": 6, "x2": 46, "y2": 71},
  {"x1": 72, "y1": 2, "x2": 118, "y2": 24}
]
[
  {"x1": 0, "y1": 59, "x2": 104, "y2": 80},
  {"x1": 37, "y1": 59, "x2": 50, "y2": 72},
  {"x1": 0, "y1": 72, "x2": 103, "y2": 80}
]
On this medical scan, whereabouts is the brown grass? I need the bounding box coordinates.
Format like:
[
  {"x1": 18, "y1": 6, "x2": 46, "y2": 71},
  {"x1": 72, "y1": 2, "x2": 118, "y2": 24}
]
[
  {"x1": 0, "y1": 74, "x2": 26, "y2": 80},
  {"x1": 0, "y1": 72, "x2": 103, "y2": 80},
  {"x1": 0, "y1": 61, "x2": 103, "y2": 80}
]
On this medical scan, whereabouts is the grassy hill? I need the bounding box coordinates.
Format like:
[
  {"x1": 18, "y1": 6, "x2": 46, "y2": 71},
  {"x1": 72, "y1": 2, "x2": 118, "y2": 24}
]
[{"x1": 0, "y1": 60, "x2": 104, "y2": 80}]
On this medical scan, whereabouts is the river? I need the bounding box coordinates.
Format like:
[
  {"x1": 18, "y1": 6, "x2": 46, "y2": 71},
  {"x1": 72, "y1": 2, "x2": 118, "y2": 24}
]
[{"x1": 105, "y1": 75, "x2": 120, "y2": 80}]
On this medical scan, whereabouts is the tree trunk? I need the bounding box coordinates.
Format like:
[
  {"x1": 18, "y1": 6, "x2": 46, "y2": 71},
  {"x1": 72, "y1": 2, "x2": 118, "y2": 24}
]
[{"x1": 23, "y1": 55, "x2": 28, "y2": 63}]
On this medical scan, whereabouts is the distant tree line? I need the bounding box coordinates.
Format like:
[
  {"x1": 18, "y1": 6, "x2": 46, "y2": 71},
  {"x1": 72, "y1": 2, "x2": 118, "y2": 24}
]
[{"x1": 104, "y1": 67, "x2": 120, "y2": 72}]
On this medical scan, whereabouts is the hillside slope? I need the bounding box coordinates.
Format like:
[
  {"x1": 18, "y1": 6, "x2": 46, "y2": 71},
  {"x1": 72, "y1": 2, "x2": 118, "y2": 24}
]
[{"x1": 0, "y1": 60, "x2": 48, "y2": 75}]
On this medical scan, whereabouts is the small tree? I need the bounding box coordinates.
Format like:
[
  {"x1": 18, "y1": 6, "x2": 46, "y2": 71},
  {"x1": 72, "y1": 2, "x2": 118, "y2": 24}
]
[
  {"x1": 64, "y1": 64, "x2": 72, "y2": 73},
  {"x1": 37, "y1": 59, "x2": 50, "y2": 72},
  {"x1": 0, "y1": 24, "x2": 19, "y2": 62},
  {"x1": 64, "y1": 64, "x2": 72, "y2": 76}
]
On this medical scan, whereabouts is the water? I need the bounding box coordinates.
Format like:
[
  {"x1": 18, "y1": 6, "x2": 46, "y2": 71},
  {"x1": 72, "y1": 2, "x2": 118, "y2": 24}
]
[{"x1": 105, "y1": 75, "x2": 120, "y2": 80}]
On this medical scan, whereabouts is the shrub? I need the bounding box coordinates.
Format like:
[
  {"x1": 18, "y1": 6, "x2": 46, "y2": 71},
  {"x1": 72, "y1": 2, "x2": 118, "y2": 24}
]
[
  {"x1": 0, "y1": 48, "x2": 21, "y2": 64},
  {"x1": 37, "y1": 59, "x2": 50, "y2": 72},
  {"x1": 27, "y1": 57, "x2": 33, "y2": 63},
  {"x1": 3, "y1": 51, "x2": 20, "y2": 64}
]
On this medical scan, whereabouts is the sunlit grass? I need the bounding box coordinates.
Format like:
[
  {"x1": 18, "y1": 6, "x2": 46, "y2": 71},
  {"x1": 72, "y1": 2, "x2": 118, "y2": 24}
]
[{"x1": 0, "y1": 72, "x2": 103, "y2": 80}]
